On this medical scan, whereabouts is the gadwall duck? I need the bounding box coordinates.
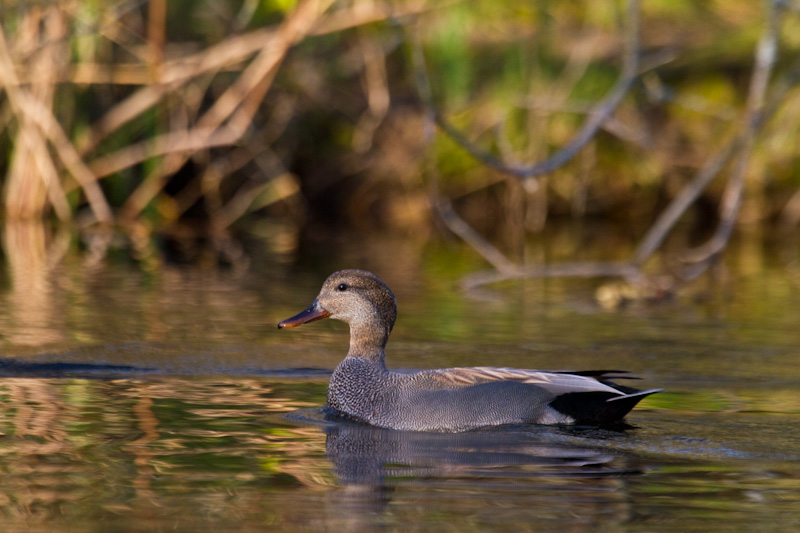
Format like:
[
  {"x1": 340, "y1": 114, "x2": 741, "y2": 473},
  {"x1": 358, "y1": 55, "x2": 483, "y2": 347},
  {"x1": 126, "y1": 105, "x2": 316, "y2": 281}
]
[{"x1": 278, "y1": 269, "x2": 659, "y2": 432}]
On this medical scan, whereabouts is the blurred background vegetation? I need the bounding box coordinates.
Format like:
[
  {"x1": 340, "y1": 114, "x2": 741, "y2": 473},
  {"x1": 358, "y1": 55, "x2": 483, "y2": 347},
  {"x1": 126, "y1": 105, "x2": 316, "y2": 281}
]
[{"x1": 0, "y1": 0, "x2": 798, "y2": 283}]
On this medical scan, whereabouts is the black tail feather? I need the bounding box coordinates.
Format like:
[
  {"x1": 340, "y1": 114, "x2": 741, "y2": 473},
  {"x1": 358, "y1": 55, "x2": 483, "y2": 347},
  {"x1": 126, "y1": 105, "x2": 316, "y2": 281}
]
[{"x1": 550, "y1": 388, "x2": 661, "y2": 426}]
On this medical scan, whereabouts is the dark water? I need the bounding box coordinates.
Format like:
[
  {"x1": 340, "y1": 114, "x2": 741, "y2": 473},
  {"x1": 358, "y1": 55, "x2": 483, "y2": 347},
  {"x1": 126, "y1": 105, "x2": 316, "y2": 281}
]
[{"x1": 0, "y1": 230, "x2": 799, "y2": 531}]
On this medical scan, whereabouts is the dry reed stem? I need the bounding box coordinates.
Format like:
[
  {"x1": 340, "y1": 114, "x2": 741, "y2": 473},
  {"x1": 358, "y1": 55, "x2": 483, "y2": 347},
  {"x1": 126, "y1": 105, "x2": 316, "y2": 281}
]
[
  {"x1": 1, "y1": 8, "x2": 55, "y2": 219},
  {"x1": 147, "y1": 0, "x2": 167, "y2": 82},
  {"x1": 0, "y1": 10, "x2": 72, "y2": 221},
  {"x1": 6, "y1": 125, "x2": 72, "y2": 221},
  {"x1": 86, "y1": 127, "x2": 241, "y2": 179},
  {"x1": 200, "y1": 0, "x2": 335, "y2": 133},
  {"x1": 0, "y1": 0, "x2": 440, "y2": 229},
  {"x1": 312, "y1": 0, "x2": 458, "y2": 35},
  {"x1": 118, "y1": 0, "x2": 335, "y2": 223},
  {"x1": 214, "y1": 173, "x2": 301, "y2": 231},
  {"x1": 15, "y1": 93, "x2": 113, "y2": 223},
  {"x1": 182, "y1": 147, "x2": 262, "y2": 219},
  {"x1": 77, "y1": 1, "x2": 437, "y2": 156},
  {"x1": 75, "y1": 27, "x2": 275, "y2": 154},
  {"x1": 0, "y1": 6, "x2": 113, "y2": 224},
  {"x1": 203, "y1": 98, "x2": 299, "y2": 229}
]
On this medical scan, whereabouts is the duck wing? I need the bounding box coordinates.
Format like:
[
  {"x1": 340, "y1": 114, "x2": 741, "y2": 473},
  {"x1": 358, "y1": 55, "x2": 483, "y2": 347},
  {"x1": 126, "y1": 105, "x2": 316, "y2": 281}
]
[
  {"x1": 417, "y1": 366, "x2": 660, "y2": 426},
  {"x1": 426, "y1": 366, "x2": 628, "y2": 395}
]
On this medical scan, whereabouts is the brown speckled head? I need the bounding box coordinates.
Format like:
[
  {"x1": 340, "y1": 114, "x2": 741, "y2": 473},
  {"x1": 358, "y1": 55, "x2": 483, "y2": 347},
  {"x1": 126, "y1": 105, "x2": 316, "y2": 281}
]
[{"x1": 278, "y1": 269, "x2": 397, "y2": 359}]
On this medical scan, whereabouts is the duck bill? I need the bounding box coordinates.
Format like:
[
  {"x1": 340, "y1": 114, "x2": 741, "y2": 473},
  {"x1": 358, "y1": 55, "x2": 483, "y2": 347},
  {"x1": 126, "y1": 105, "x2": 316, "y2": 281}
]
[{"x1": 278, "y1": 301, "x2": 331, "y2": 328}]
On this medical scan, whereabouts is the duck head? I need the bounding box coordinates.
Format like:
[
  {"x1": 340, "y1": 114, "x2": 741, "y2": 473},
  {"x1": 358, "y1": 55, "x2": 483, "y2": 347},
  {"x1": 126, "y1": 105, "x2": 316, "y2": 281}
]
[{"x1": 278, "y1": 270, "x2": 398, "y2": 355}]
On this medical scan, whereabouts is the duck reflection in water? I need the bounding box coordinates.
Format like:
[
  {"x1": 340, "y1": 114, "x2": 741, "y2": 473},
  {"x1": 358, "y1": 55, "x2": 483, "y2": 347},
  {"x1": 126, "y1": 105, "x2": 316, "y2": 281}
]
[{"x1": 322, "y1": 417, "x2": 644, "y2": 526}]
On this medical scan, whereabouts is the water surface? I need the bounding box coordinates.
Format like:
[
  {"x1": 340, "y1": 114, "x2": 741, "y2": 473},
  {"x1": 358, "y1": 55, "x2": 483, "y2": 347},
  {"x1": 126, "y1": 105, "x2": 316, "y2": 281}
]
[{"x1": 0, "y1": 235, "x2": 798, "y2": 531}]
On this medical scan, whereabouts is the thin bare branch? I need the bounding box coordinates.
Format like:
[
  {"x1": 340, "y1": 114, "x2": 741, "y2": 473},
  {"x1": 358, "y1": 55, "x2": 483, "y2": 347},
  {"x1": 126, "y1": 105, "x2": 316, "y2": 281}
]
[
  {"x1": 75, "y1": 27, "x2": 276, "y2": 155},
  {"x1": 214, "y1": 173, "x2": 301, "y2": 231},
  {"x1": 353, "y1": 30, "x2": 391, "y2": 153},
  {"x1": 456, "y1": 0, "x2": 794, "y2": 292},
  {"x1": 679, "y1": 0, "x2": 785, "y2": 269},
  {"x1": 85, "y1": 126, "x2": 240, "y2": 180},
  {"x1": 119, "y1": 0, "x2": 334, "y2": 222},
  {"x1": 415, "y1": 0, "x2": 641, "y2": 181},
  {"x1": 412, "y1": 0, "x2": 648, "y2": 286},
  {"x1": 631, "y1": 135, "x2": 744, "y2": 266},
  {"x1": 436, "y1": 197, "x2": 518, "y2": 274},
  {"x1": 312, "y1": 0, "x2": 461, "y2": 36},
  {"x1": 15, "y1": 93, "x2": 114, "y2": 223},
  {"x1": 461, "y1": 262, "x2": 638, "y2": 291},
  {"x1": 411, "y1": 22, "x2": 519, "y2": 275}
]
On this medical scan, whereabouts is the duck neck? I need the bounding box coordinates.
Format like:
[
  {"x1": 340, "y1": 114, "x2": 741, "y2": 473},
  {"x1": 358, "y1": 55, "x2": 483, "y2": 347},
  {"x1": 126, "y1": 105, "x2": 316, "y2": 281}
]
[{"x1": 346, "y1": 320, "x2": 389, "y2": 368}]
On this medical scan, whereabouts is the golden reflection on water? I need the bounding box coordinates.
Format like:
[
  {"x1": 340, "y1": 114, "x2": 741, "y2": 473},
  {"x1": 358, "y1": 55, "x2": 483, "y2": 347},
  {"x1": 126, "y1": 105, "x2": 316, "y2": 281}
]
[
  {"x1": 0, "y1": 374, "x2": 659, "y2": 530},
  {"x1": 0, "y1": 377, "x2": 332, "y2": 529},
  {"x1": 0, "y1": 223, "x2": 299, "y2": 361},
  {"x1": 0, "y1": 375, "x2": 797, "y2": 529},
  {"x1": 2, "y1": 221, "x2": 67, "y2": 346}
]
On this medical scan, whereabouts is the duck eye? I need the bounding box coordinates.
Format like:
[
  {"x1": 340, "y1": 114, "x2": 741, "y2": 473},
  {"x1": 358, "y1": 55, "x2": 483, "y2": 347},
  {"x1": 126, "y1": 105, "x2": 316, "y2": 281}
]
[{"x1": 337, "y1": 283, "x2": 348, "y2": 291}]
